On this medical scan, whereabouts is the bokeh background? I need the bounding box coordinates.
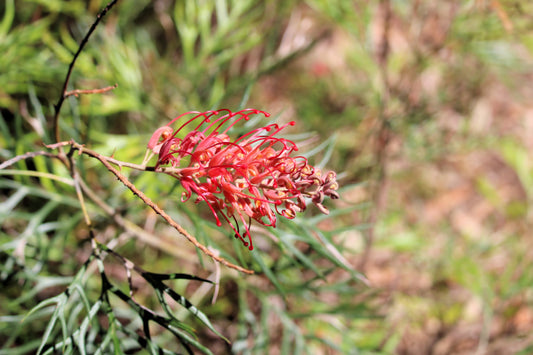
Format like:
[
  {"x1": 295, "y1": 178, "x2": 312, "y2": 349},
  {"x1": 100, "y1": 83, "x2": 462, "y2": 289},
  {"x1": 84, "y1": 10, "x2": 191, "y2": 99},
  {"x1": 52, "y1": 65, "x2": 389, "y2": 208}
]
[{"x1": 2, "y1": 0, "x2": 533, "y2": 354}]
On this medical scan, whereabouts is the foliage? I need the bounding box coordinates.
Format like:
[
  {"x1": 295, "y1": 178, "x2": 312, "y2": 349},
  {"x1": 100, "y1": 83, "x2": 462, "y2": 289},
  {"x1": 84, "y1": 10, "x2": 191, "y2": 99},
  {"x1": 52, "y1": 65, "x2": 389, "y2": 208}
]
[
  {"x1": 3, "y1": 0, "x2": 533, "y2": 354},
  {"x1": 1, "y1": 1, "x2": 368, "y2": 354}
]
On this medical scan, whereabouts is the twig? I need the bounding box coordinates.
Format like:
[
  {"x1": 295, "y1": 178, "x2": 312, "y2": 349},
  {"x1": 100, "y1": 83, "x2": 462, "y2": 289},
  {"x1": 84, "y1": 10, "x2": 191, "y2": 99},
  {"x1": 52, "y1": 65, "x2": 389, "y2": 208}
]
[
  {"x1": 64, "y1": 83, "x2": 118, "y2": 98},
  {"x1": 360, "y1": 0, "x2": 392, "y2": 272},
  {"x1": 68, "y1": 140, "x2": 253, "y2": 274},
  {"x1": 46, "y1": 0, "x2": 247, "y2": 273},
  {"x1": 491, "y1": 0, "x2": 513, "y2": 33},
  {"x1": 0, "y1": 150, "x2": 62, "y2": 170},
  {"x1": 53, "y1": 0, "x2": 119, "y2": 143},
  {"x1": 46, "y1": 141, "x2": 188, "y2": 175},
  {"x1": 3, "y1": 144, "x2": 232, "y2": 269},
  {"x1": 67, "y1": 147, "x2": 92, "y2": 226},
  {"x1": 77, "y1": 177, "x2": 199, "y2": 264}
]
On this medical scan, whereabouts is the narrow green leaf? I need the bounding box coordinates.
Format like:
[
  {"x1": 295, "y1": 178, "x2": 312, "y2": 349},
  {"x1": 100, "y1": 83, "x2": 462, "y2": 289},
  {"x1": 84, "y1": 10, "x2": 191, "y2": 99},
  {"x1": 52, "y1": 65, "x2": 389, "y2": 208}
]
[
  {"x1": 36, "y1": 294, "x2": 68, "y2": 355},
  {"x1": 23, "y1": 294, "x2": 62, "y2": 322},
  {"x1": 154, "y1": 288, "x2": 197, "y2": 336},
  {"x1": 166, "y1": 325, "x2": 215, "y2": 355},
  {"x1": 151, "y1": 277, "x2": 229, "y2": 343},
  {"x1": 11, "y1": 275, "x2": 72, "y2": 306},
  {"x1": 279, "y1": 235, "x2": 324, "y2": 278},
  {"x1": 77, "y1": 300, "x2": 103, "y2": 355},
  {"x1": 251, "y1": 252, "x2": 286, "y2": 297},
  {"x1": 0, "y1": 187, "x2": 29, "y2": 217},
  {"x1": 0, "y1": 0, "x2": 14, "y2": 36}
]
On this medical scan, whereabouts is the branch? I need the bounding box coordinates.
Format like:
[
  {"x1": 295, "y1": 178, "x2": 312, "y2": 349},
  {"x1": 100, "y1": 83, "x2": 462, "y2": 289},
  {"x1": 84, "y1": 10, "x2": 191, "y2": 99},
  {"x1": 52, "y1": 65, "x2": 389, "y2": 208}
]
[
  {"x1": 77, "y1": 177, "x2": 199, "y2": 265},
  {"x1": 46, "y1": 141, "x2": 192, "y2": 175},
  {"x1": 53, "y1": 0, "x2": 119, "y2": 143},
  {"x1": 0, "y1": 150, "x2": 62, "y2": 170},
  {"x1": 5, "y1": 140, "x2": 253, "y2": 273},
  {"x1": 2, "y1": 144, "x2": 220, "y2": 268},
  {"x1": 67, "y1": 141, "x2": 253, "y2": 274},
  {"x1": 64, "y1": 83, "x2": 118, "y2": 98},
  {"x1": 67, "y1": 147, "x2": 92, "y2": 226}
]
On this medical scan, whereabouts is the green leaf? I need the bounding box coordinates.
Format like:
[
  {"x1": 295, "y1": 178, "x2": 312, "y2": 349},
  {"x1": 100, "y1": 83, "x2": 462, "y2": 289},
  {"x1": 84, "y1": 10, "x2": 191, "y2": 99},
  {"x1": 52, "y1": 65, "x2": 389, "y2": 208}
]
[
  {"x1": 0, "y1": 0, "x2": 14, "y2": 36},
  {"x1": 76, "y1": 300, "x2": 102, "y2": 355},
  {"x1": 251, "y1": 252, "x2": 286, "y2": 298},
  {"x1": 35, "y1": 293, "x2": 68, "y2": 355},
  {"x1": 278, "y1": 235, "x2": 324, "y2": 278}
]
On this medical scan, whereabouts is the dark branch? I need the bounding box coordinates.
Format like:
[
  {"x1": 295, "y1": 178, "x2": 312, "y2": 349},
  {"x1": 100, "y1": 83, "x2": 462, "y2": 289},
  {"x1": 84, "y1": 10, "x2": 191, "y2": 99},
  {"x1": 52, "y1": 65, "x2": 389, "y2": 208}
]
[{"x1": 53, "y1": 0, "x2": 119, "y2": 143}]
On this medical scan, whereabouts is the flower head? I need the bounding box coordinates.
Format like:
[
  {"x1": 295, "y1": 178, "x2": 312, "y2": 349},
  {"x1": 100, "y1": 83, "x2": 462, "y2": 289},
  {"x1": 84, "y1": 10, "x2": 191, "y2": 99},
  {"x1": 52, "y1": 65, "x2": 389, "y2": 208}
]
[{"x1": 146, "y1": 109, "x2": 339, "y2": 250}]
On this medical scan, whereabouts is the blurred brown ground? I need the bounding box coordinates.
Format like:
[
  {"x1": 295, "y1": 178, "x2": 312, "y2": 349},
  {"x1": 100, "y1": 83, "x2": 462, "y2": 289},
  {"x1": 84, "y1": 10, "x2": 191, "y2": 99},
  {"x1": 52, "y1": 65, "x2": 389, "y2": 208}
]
[{"x1": 254, "y1": 1, "x2": 533, "y2": 353}]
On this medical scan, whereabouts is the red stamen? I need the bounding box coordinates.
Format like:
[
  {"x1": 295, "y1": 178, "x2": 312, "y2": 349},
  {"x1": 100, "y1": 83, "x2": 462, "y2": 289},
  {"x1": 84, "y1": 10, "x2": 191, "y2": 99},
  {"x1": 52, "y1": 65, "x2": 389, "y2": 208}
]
[{"x1": 146, "y1": 109, "x2": 338, "y2": 250}]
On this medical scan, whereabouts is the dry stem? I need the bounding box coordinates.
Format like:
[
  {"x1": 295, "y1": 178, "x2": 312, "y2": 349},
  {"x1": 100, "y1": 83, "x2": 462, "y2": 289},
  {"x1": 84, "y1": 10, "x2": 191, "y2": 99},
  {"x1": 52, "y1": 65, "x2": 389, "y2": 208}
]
[
  {"x1": 64, "y1": 84, "x2": 118, "y2": 98},
  {"x1": 1, "y1": 141, "x2": 254, "y2": 274},
  {"x1": 67, "y1": 140, "x2": 254, "y2": 274}
]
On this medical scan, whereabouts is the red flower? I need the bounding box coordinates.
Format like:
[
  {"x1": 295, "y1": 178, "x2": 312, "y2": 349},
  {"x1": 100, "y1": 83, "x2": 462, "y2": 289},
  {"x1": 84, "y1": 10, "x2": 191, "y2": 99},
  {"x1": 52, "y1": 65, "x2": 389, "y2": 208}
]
[{"x1": 146, "y1": 109, "x2": 339, "y2": 250}]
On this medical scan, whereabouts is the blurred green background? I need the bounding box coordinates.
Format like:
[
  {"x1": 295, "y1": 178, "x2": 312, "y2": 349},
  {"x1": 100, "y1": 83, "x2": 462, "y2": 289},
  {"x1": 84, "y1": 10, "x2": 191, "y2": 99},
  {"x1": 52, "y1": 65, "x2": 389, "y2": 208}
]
[{"x1": 2, "y1": 0, "x2": 533, "y2": 354}]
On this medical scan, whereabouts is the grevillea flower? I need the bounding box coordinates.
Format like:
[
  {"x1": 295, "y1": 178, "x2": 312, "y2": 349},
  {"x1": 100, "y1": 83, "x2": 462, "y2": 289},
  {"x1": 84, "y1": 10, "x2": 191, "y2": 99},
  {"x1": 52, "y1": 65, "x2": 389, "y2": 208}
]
[{"x1": 146, "y1": 109, "x2": 339, "y2": 250}]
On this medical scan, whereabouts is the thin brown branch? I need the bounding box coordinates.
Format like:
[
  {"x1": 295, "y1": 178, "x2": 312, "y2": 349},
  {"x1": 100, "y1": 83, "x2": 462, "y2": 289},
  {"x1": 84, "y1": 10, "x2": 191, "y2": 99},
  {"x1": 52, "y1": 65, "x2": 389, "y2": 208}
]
[
  {"x1": 53, "y1": 0, "x2": 119, "y2": 143},
  {"x1": 67, "y1": 147, "x2": 92, "y2": 226},
  {"x1": 47, "y1": 141, "x2": 188, "y2": 174},
  {"x1": 360, "y1": 0, "x2": 392, "y2": 272},
  {"x1": 80, "y1": 147, "x2": 150, "y2": 171},
  {"x1": 64, "y1": 83, "x2": 118, "y2": 98},
  {"x1": 77, "y1": 177, "x2": 199, "y2": 265},
  {"x1": 0, "y1": 151, "x2": 62, "y2": 170},
  {"x1": 491, "y1": 0, "x2": 513, "y2": 33},
  {"x1": 67, "y1": 141, "x2": 253, "y2": 274},
  {"x1": 21, "y1": 141, "x2": 251, "y2": 273},
  {"x1": 45, "y1": 141, "x2": 73, "y2": 150}
]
